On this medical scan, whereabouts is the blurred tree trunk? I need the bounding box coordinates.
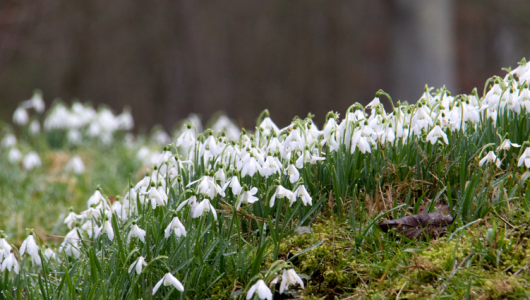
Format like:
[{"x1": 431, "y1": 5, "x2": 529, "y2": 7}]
[{"x1": 391, "y1": 0, "x2": 455, "y2": 102}]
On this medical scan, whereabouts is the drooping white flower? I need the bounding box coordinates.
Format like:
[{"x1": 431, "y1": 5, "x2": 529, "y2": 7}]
[
  {"x1": 176, "y1": 195, "x2": 198, "y2": 215},
  {"x1": 230, "y1": 176, "x2": 243, "y2": 195},
  {"x1": 65, "y1": 156, "x2": 86, "y2": 174},
  {"x1": 164, "y1": 217, "x2": 187, "y2": 238},
  {"x1": 29, "y1": 120, "x2": 40, "y2": 135},
  {"x1": 44, "y1": 247, "x2": 57, "y2": 261},
  {"x1": 426, "y1": 126, "x2": 449, "y2": 145},
  {"x1": 23, "y1": 152, "x2": 41, "y2": 170},
  {"x1": 497, "y1": 139, "x2": 520, "y2": 151},
  {"x1": 20, "y1": 234, "x2": 41, "y2": 265},
  {"x1": 259, "y1": 117, "x2": 280, "y2": 135},
  {"x1": 94, "y1": 220, "x2": 114, "y2": 241},
  {"x1": 8, "y1": 148, "x2": 22, "y2": 163},
  {"x1": 176, "y1": 125, "x2": 195, "y2": 150},
  {"x1": 280, "y1": 269, "x2": 304, "y2": 294},
  {"x1": 128, "y1": 224, "x2": 146, "y2": 243},
  {"x1": 152, "y1": 273, "x2": 185, "y2": 295},
  {"x1": 1, "y1": 134, "x2": 16, "y2": 148},
  {"x1": 480, "y1": 151, "x2": 502, "y2": 168},
  {"x1": 237, "y1": 187, "x2": 259, "y2": 210},
  {"x1": 0, "y1": 237, "x2": 12, "y2": 262},
  {"x1": 128, "y1": 256, "x2": 147, "y2": 275},
  {"x1": 192, "y1": 199, "x2": 217, "y2": 220},
  {"x1": 246, "y1": 279, "x2": 272, "y2": 300},
  {"x1": 64, "y1": 211, "x2": 82, "y2": 229},
  {"x1": 285, "y1": 165, "x2": 300, "y2": 184},
  {"x1": 518, "y1": 148, "x2": 530, "y2": 168},
  {"x1": 1, "y1": 252, "x2": 19, "y2": 274},
  {"x1": 270, "y1": 185, "x2": 296, "y2": 207},
  {"x1": 13, "y1": 107, "x2": 29, "y2": 125},
  {"x1": 294, "y1": 185, "x2": 312, "y2": 206}
]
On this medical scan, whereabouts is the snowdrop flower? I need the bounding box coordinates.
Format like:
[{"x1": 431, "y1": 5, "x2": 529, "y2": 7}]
[
  {"x1": 13, "y1": 107, "x2": 29, "y2": 125},
  {"x1": 128, "y1": 256, "x2": 147, "y2": 275},
  {"x1": 479, "y1": 151, "x2": 501, "y2": 168},
  {"x1": 0, "y1": 235, "x2": 11, "y2": 262},
  {"x1": 237, "y1": 187, "x2": 259, "y2": 210},
  {"x1": 64, "y1": 210, "x2": 82, "y2": 229},
  {"x1": 294, "y1": 185, "x2": 312, "y2": 206},
  {"x1": 23, "y1": 152, "x2": 41, "y2": 170},
  {"x1": 497, "y1": 139, "x2": 520, "y2": 151},
  {"x1": 67, "y1": 129, "x2": 82, "y2": 144},
  {"x1": 246, "y1": 279, "x2": 272, "y2": 300},
  {"x1": 192, "y1": 199, "x2": 217, "y2": 220},
  {"x1": 95, "y1": 220, "x2": 114, "y2": 241},
  {"x1": 65, "y1": 156, "x2": 85, "y2": 174},
  {"x1": 24, "y1": 91, "x2": 45, "y2": 113},
  {"x1": 270, "y1": 185, "x2": 296, "y2": 207},
  {"x1": 20, "y1": 234, "x2": 41, "y2": 265},
  {"x1": 164, "y1": 216, "x2": 187, "y2": 238},
  {"x1": 1, "y1": 252, "x2": 19, "y2": 274},
  {"x1": 285, "y1": 165, "x2": 300, "y2": 184},
  {"x1": 280, "y1": 269, "x2": 304, "y2": 294},
  {"x1": 128, "y1": 223, "x2": 146, "y2": 243},
  {"x1": 176, "y1": 125, "x2": 196, "y2": 150},
  {"x1": 29, "y1": 120, "x2": 40, "y2": 135},
  {"x1": 518, "y1": 148, "x2": 530, "y2": 168},
  {"x1": 152, "y1": 273, "x2": 184, "y2": 295},
  {"x1": 259, "y1": 117, "x2": 280, "y2": 135},
  {"x1": 229, "y1": 176, "x2": 242, "y2": 195},
  {"x1": 176, "y1": 195, "x2": 198, "y2": 214},
  {"x1": 350, "y1": 131, "x2": 371, "y2": 154},
  {"x1": 1, "y1": 134, "x2": 16, "y2": 148},
  {"x1": 241, "y1": 157, "x2": 261, "y2": 177},
  {"x1": 44, "y1": 246, "x2": 57, "y2": 261},
  {"x1": 87, "y1": 190, "x2": 106, "y2": 208},
  {"x1": 426, "y1": 126, "x2": 449, "y2": 145},
  {"x1": 8, "y1": 148, "x2": 22, "y2": 163},
  {"x1": 145, "y1": 185, "x2": 168, "y2": 209}
]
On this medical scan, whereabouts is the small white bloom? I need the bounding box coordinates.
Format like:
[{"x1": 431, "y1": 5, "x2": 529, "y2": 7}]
[
  {"x1": 164, "y1": 217, "x2": 187, "y2": 238},
  {"x1": 95, "y1": 220, "x2": 114, "y2": 241},
  {"x1": 20, "y1": 234, "x2": 41, "y2": 265},
  {"x1": 128, "y1": 256, "x2": 147, "y2": 275},
  {"x1": 64, "y1": 211, "x2": 82, "y2": 229},
  {"x1": 246, "y1": 279, "x2": 272, "y2": 300},
  {"x1": 152, "y1": 273, "x2": 184, "y2": 295},
  {"x1": 270, "y1": 185, "x2": 296, "y2": 207},
  {"x1": 8, "y1": 148, "x2": 22, "y2": 163},
  {"x1": 28, "y1": 122, "x2": 40, "y2": 137},
  {"x1": 285, "y1": 165, "x2": 300, "y2": 184},
  {"x1": 13, "y1": 107, "x2": 29, "y2": 125},
  {"x1": 237, "y1": 187, "x2": 259, "y2": 210},
  {"x1": 426, "y1": 126, "x2": 449, "y2": 145},
  {"x1": 230, "y1": 176, "x2": 242, "y2": 195},
  {"x1": 294, "y1": 185, "x2": 312, "y2": 206},
  {"x1": 44, "y1": 247, "x2": 57, "y2": 261},
  {"x1": 65, "y1": 156, "x2": 85, "y2": 174},
  {"x1": 23, "y1": 152, "x2": 41, "y2": 170},
  {"x1": 1, "y1": 252, "x2": 19, "y2": 274},
  {"x1": 518, "y1": 148, "x2": 530, "y2": 168},
  {"x1": 192, "y1": 199, "x2": 217, "y2": 220},
  {"x1": 1, "y1": 134, "x2": 16, "y2": 148},
  {"x1": 479, "y1": 151, "x2": 501, "y2": 168},
  {"x1": 128, "y1": 224, "x2": 146, "y2": 243},
  {"x1": 280, "y1": 269, "x2": 305, "y2": 294},
  {"x1": 0, "y1": 238, "x2": 12, "y2": 262},
  {"x1": 497, "y1": 139, "x2": 520, "y2": 151}
]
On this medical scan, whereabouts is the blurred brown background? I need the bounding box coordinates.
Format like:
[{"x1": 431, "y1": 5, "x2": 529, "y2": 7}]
[{"x1": 0, "y1": 0, "x2": 529, "y2": 130}]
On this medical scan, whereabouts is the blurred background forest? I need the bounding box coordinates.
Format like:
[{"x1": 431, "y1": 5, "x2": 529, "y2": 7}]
[{"x1": 0, "y1": 0, "x2": 529, "y2": 130}]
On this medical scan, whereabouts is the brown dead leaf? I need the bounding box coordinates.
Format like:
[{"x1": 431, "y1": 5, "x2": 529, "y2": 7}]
[{"x1": 377, "y1": 212, "x2": 454, "y2": 240}]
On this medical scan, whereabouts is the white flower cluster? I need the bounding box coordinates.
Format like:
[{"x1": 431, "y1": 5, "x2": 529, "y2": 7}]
[{"x1": 44, "y1": 102, "x2": 133, "y2": 144}]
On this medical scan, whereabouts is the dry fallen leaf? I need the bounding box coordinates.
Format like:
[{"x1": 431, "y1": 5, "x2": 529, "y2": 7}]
[{"x1": 377, "y1": 211, "x2": 454, "y2": 240}]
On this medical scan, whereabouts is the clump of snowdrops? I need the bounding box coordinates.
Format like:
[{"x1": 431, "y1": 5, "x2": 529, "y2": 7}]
[{"x1": 2, "y1": 58, "x2": 530, "y2": 299}]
